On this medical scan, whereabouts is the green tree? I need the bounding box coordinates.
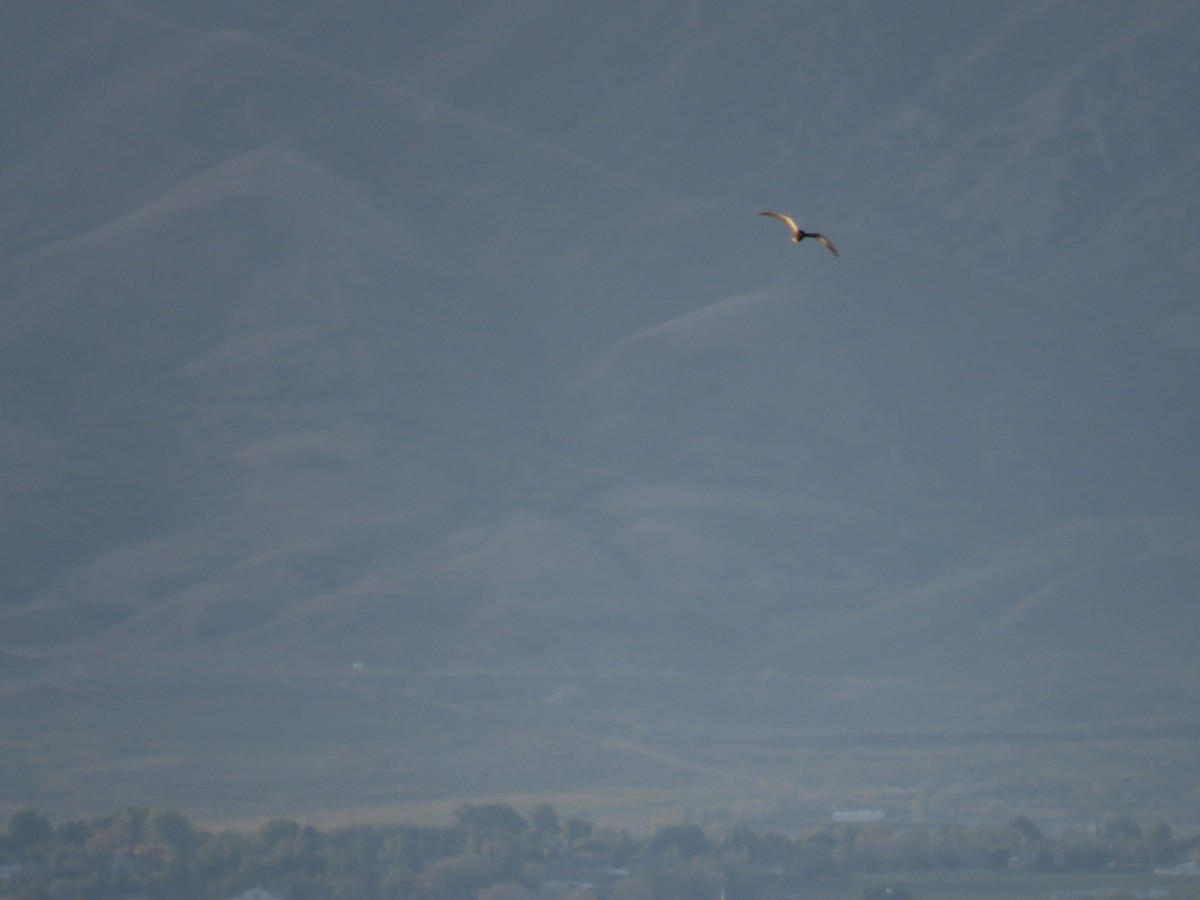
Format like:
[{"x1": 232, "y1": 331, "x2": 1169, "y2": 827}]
[
  {"x1": 5, "y1": 808, "x2": 53, "y2": 858},
  {"x1": 1104, "y1": 814, "x2": 1142, "y2": 841},
  {"x1": 110, "y1": 807, "x2": 148, "y2": 852},
  {"x1": 647, "y1": 824, "x2": 712, "y2": 861},
  {"x1": 566, "y1": 819, "x2": 594, "y2": 845},
  {"x1": 531, "y1": 805, "x2": 560, "y2": 836},
  {"x1": 1008, "y1": 816, "x2": 1044, "y2": 843},
  {"x1": 456, "y1": 805, "x2": 529, "y2": 837},
  {"x1": 413, "y1": 853, "x2": 501, "y2": 900},
  {"x1": 54, "y1": 820, "x2": 90, "y2": 849},
  {"x1": 189, "y1": 829, "x2": 245, "y2": 885},
  {"x1": 147, "y1": 808, "x2": 195, "y2": 853},
  {"x1": 1145, "y1": 822, "x2": 1175, "y2": 864},
  {"x1": 258, "y1": 819, "x2": 322, "y2": 878}
]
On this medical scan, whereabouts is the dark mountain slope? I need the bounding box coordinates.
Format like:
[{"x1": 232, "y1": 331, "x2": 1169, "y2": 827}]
[{"x1": 1, "y1": 1, "x2": 1198, "y2": 824}]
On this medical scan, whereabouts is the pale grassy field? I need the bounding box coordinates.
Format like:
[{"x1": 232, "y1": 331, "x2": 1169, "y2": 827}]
[{"x1": 4, "y1": 667, "x2": 1198, "y2": 835}]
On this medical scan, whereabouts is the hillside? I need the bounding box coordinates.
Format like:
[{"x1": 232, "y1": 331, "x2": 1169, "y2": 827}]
[{"x1": 1, "y1": 0, "x2": 1198, "y2": 827}]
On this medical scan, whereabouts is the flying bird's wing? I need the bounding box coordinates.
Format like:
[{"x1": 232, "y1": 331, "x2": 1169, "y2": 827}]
[
  {"x1": 759, "y1": 211, "x2": 799, "y2": 234},
  {"x1": 814, "y1": 233, "x2": 840, "y2": 257}
]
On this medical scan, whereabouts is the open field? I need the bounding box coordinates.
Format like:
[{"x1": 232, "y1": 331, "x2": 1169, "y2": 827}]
[{"x1": 4, "y1": 666, "x2": 1198, "y2": 833}]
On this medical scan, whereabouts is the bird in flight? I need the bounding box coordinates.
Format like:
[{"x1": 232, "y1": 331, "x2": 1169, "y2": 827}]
[{"x1": 759, "y1": 212, "x2": 839, "y2": 256}]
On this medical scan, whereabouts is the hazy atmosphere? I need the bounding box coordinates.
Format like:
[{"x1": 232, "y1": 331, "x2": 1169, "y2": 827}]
[{"x1": 3, "y1": 0, "x2": 1199, "y2": 838}]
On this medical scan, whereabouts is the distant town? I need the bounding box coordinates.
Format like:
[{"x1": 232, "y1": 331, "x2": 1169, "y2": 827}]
[{"x1": 2, "y1": 803, "x2": 1198, "y2": 900}]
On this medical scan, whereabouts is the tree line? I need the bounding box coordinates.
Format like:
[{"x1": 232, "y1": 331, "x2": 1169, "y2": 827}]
[{"x1": 1, "y1": 803, "x2": 1196, "y2": 900}]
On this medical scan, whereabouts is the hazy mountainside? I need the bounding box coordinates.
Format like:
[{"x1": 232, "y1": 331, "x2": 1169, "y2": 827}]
[{"x1": 1, "y1": 0, "x2": 1199, "y2": 822}]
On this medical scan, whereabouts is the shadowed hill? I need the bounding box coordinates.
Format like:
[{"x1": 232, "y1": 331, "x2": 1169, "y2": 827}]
[{"x1": 1, "y1": 0, "x2": 1198, "y2": 825}]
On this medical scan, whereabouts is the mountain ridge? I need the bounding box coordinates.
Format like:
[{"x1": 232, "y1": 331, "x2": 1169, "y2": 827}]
[{"x1": 2, "y1": 0, "x2": 1198, "y2": 825}]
